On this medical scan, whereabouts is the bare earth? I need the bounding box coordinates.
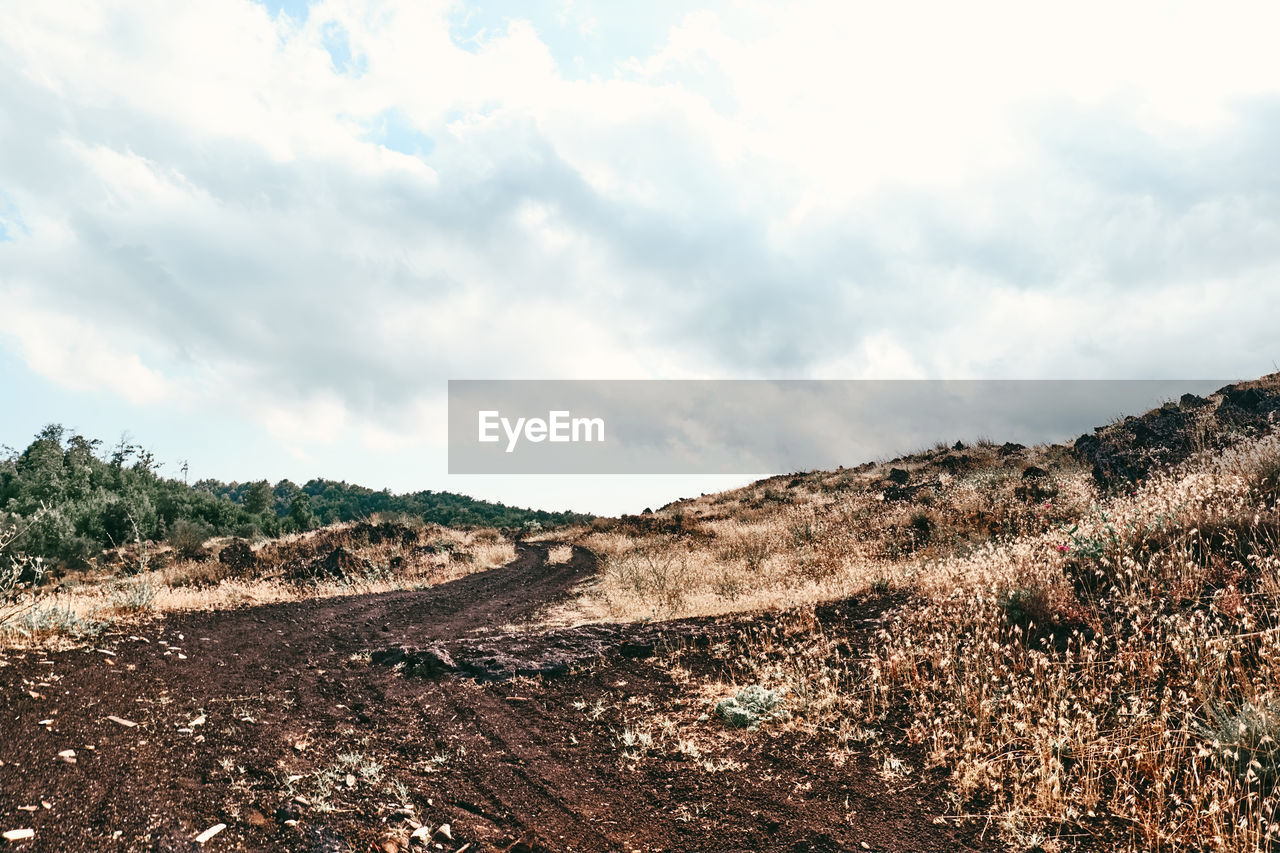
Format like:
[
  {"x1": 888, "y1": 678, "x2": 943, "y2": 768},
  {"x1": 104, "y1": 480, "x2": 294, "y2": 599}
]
[{"x1": 0, "y1": 544, "x2": 988, "y2": 852}]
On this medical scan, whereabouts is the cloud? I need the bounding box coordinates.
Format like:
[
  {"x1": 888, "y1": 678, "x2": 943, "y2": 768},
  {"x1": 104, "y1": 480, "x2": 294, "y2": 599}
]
[{"x1": 0, "y1": 0, "x2": 1278, "y2": 466}]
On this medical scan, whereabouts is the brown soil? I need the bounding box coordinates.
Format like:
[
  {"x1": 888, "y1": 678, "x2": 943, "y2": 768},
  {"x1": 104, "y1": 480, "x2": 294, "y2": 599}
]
[{"x1": 0, "y1": 544, "x2": 988, "y2": 852}]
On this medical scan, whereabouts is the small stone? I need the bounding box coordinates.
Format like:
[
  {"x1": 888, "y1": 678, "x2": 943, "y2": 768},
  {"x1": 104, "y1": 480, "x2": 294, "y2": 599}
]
[
  {"x1": 194, "y1": 823, "x2": 226, "y2": 844},
  {"x1": 57, "y1": 749, "x2": 76, "y2": 764},
  {"x1": 3, "y1": 829, "x2": 35, "y2": 841},
  {"x1": 107, "y1": 716, "x2": 137, "y2": 728},
  {"x1": 436, "y1": 824, "x2": 452, "y2": 841}
]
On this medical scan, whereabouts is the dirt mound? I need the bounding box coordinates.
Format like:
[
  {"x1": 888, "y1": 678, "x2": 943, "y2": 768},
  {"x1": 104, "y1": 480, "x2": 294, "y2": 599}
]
[
  {"x1": 217, "y1": 541, "x2": 257, "y2": 576},
  {"x1": 1073, "y1": 375, "x2": 1280, "y2": 488},
  {"x1": 344, "y1": 521, "x2": 421, "y2": 548},
  {"x1": 287, "y1": 545, "x2": 371, "y2": 583}
]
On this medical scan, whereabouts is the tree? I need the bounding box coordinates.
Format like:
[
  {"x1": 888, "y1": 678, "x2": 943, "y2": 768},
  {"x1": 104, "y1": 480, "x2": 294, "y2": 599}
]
[
  {"x1": 243, "y1": 480, "x2": 274, "y2": 516},
  {"x1": 288, "y1": 492, "x2": 316, "y2": 531}
]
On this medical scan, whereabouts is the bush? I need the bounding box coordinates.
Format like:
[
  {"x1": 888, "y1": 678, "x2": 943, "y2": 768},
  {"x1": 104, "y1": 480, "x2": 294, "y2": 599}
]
[
  {"x1": 715, "y1": 684, "x2": 787, "y2": 729},
  {"x1": 997, "y1": 583, "x2": 1055, "y2": 630},
  {"x1": 111, "y1": 579, "x2": 156, "y2": 613},
  {"x1": 168, "y1": 518, "x2": 212, "y2": 560},
  {"x1": 1253, "y1": 449, "x2": 1280, "y2": 505},
  {"x1": 1204, "y1": 701, "x2": 1280, "y2": 796}
]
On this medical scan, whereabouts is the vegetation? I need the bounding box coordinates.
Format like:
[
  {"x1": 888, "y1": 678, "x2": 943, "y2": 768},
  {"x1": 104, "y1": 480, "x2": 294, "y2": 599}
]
[
  {"x1": 0, "y1": 517, "x2": 515, "y2": 645},
  {"x1": 549, "y1": 375, "x2": 1280, "y2": 851},
  {"x1": 0, "y1": 424, "x2": 588, "y2": 567}
]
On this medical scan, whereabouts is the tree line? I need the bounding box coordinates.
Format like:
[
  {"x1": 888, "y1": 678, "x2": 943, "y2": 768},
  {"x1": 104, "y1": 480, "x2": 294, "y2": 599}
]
[{"x1": 0, "y1": 425, "x2": 590, "y2": 566}]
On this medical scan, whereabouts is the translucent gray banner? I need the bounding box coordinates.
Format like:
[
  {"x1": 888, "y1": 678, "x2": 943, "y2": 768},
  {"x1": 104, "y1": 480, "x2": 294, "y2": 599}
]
[{"x1": 447, "y1": 380, "x2": 1229, "y2": 475}]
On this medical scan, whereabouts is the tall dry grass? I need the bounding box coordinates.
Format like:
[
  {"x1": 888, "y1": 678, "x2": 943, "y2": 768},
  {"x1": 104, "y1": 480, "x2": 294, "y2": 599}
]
[{"x1": 569, "y1": 430, "x2": 1280, "y2": 850}]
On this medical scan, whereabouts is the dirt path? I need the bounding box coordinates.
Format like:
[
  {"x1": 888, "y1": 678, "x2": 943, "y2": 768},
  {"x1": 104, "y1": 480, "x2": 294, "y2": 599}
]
[{"x1": 0, "y1": 544, "x2": 984, "y2": 852}]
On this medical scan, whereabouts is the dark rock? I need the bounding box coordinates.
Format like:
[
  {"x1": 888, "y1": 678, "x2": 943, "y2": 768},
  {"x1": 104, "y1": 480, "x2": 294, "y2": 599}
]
[
  {"x1": 1180, "y1": 393, "x2": 1209, "y2": 408},
  {"x1": 885, "y1": 468, "x2": 909, "y2": 485},
  {"x1": 405, "y1": 644, "x2": 457, "y2": 678},
  {"x1": 289, "y1": 546, "x2": 371, "y2": 583},
  {"x1": 1224, "y1": 385, "x2": 1267, "y2": 412},
  {"x1": 882, "y1": 484, "x2": 918, "y2": 502},
  {"x1": 1021, "y1": 466, "x2": 1049, "y2": 480},
  {"x1": 1073, "y1": 379, "x2": 1280, "y2": 489},
  {"x1": 937, "y1": 453, "x2": 972, "y2": 472},
  {"x1": 953, "y1": 440, "x2": 966, "y2": 450},
  {"x1": 275, "y1": 801, "x2": 304, "y2": 824},
  {"x1": 370, "y1": 647, "x2": 407, "y2": 666},
  {"x1": 998, "y1": 442, "x2": 1026, "y2": 456},
  {"x1": 303, "y1": 826, "x2": 353, "y2": 853},
  {"x1": 619, "y1": 641, "x2": 656, "y2": 659},
  {"x1": 218, "y1": 541, "x2": 256, "y2": 575}
]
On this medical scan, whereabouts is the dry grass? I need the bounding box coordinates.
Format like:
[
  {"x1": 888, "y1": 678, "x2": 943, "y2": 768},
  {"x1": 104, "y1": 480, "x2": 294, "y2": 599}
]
[
  {"x1": 563, "y1": 424, "x2": 1280, "y2": 850},
  {"x1": 0, "y1": 522, "x2": 515, "y2": 649},
  {"x1": 557, "y1": 442, "x2": 1093, "y2": 623}
]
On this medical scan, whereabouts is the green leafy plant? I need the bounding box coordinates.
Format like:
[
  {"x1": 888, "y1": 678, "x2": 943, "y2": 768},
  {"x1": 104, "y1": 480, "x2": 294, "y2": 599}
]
[{"x1": 715, "y1": 684, "x2": 787, "y2": 729}]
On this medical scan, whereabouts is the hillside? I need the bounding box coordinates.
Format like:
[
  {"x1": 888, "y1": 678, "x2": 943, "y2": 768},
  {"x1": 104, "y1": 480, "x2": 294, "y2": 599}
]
[
  {"x1": 0, "y1": 425, "x2": 589, "y2": 568},
  {"x1": 1, "y1": 376, "x2": 1279, "y2": 852}
]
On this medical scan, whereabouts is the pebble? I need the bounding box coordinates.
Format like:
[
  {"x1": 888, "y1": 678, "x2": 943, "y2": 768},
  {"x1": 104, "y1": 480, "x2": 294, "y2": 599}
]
[{"x1": 194, "y1": 823, "x2": 226, "y2": 844}]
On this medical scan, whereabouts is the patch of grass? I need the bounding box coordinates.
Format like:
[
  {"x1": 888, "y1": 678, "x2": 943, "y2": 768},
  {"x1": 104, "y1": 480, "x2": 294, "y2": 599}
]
[
  {"x1": 1204, "y1": 701, "x2": 1280, "y2": 795},
  {"x1": 714, "y1": 684, "x2": 786, "y2": 730}
]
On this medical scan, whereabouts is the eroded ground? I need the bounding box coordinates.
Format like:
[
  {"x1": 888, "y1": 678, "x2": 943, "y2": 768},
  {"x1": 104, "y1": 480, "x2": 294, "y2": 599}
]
[{"x1": 0, "y1": 544, "x2": 982, "y2": 852}]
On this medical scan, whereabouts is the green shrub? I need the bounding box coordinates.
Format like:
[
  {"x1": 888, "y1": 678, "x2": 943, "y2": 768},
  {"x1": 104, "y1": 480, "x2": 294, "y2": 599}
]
[
  {"x1": 111, "y1": 579, "x2": 156, "y2": 613},
  {"x1": 168, "y1": 518, "x2": 212, "y2": 559},
  {"x1": 715, "y1": 684, "x2": 786, "y2": 729},
  {"x1": 1203, "y1": 701, "x2": 1280, "y2": 795},
  {"x1": 997, "y1": 583, "x2": 1054, "y2": 629}
]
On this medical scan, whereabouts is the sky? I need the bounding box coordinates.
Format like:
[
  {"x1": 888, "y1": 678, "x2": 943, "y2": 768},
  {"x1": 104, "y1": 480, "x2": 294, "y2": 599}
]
[{"x1": 1, "y1": 0, "x2": 1278, "y2": 515}]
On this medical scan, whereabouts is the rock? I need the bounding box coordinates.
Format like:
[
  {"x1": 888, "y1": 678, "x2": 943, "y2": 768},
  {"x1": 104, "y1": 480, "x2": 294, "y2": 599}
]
[
  {"x1": 885, "y1": 468, "x2": 909, "y2": 485},
  {"x1": 953, "y1": 440, "x2": 966, "y2": 450},
  {"x1": 290, "y1": 547, "x2": 371, "y2": 583},
  {"x1": 194, "y1": 823, "x2": 226, "y2": 844},
  {"x1": 302, "y1": 826, "x2": 353, "y2": 853},
  {"x1": 57, "y1": 749, "x2": 76, "y2": 764},
  {"x1": 3, "y1": 829, "x2": 35, "y2": 841},
  {"x1": 1223, "y1": 385, "x2": 1267, "y2": 412},
  {"x1": 275, "y1": 802, "x2": 304, "y2": 825},
  {"x1": 1021, "y1": 466, "x2": 1049, "y2": 480},
  {"x1": 998, "y1": 442, "x2": 1026, "y2": 456},
  {"x1": 107, "y1": 716, "x2": 137, "y2": 728},
  {"x1": 404, "y1": 645, "x2": 457, "y2": 678},
  {"x1": 619, "y1": 641, "x2": 655, "y2": 659},
  {"x1": 502, "y1": 831, "x2": 538, "y2": 853},
  {"x1": 217, "y1": 541, "x2": 257, "y2": 576}
]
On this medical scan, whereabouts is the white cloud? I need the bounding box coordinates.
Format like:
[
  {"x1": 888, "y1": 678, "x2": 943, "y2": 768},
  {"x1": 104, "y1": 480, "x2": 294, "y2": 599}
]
[{"x1": 0, "y1": 0, "x2": 1278, "y2": 470}]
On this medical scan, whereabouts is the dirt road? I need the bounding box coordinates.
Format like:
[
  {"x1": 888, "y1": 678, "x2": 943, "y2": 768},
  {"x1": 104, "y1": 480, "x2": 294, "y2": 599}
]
[{"x1": 0, "y1": 544, "x2": 982, "y2": 852}]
